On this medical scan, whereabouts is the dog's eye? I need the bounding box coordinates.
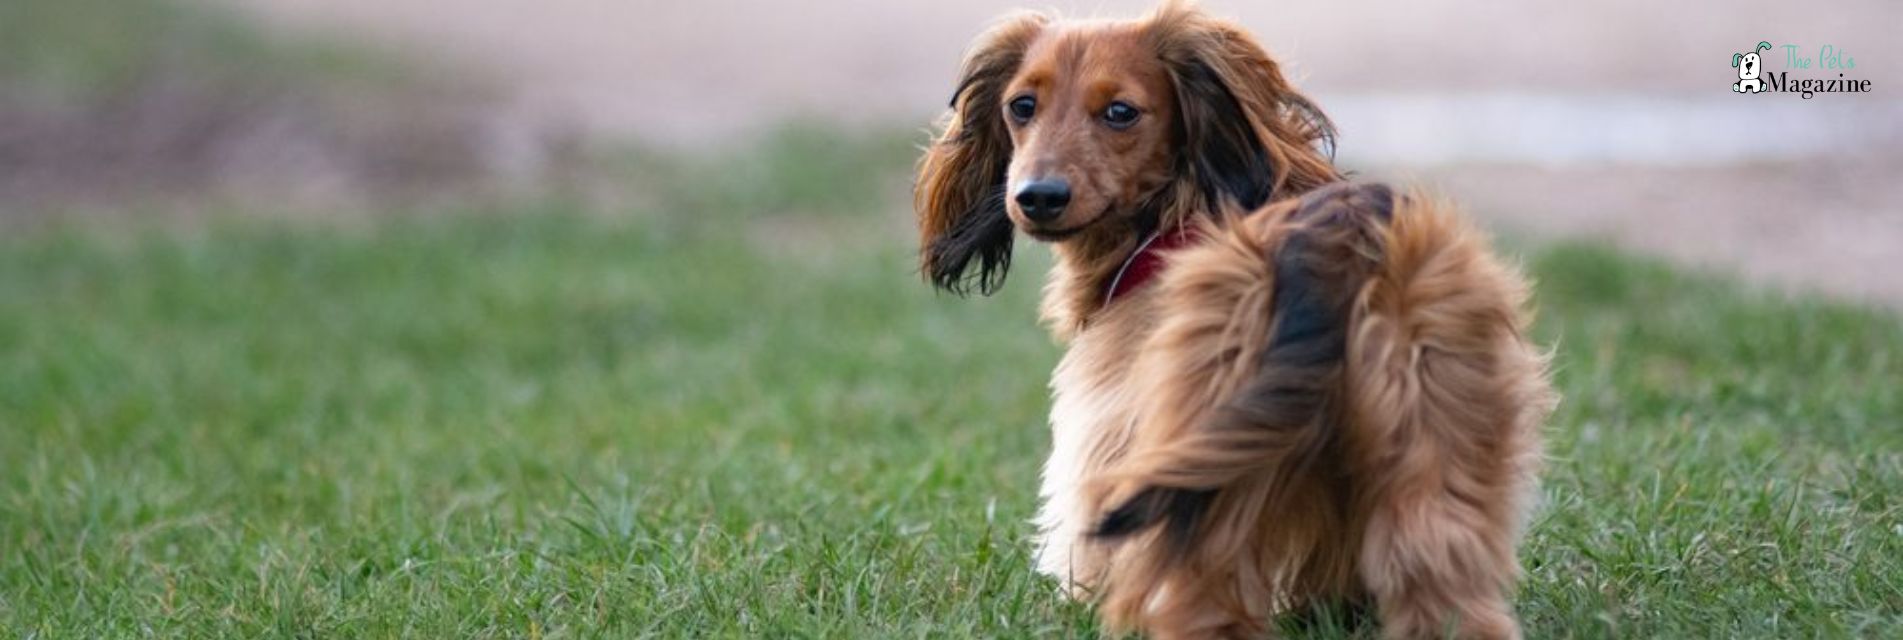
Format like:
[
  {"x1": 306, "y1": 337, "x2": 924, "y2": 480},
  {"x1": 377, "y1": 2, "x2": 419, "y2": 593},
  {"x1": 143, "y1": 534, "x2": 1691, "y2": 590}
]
[
  {"x1": 1008, "y1": 96, "x2": 1036, "y2": 123},
  {"x1": 1103, "y1": 101, "x2": 1140, "y2": 129}
]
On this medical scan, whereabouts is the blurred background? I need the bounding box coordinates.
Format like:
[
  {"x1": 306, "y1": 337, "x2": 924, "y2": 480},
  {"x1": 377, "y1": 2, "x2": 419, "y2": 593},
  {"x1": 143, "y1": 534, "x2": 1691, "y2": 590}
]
[{"x1": 4, "y1": 0, "x2": 1900, "y2": 302}]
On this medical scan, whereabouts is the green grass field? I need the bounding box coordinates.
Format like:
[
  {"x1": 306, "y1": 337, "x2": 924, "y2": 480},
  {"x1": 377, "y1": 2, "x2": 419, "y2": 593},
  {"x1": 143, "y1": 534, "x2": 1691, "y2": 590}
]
[{"x1": 2, "y1": 131, "x2": 1900, "y2": 638}]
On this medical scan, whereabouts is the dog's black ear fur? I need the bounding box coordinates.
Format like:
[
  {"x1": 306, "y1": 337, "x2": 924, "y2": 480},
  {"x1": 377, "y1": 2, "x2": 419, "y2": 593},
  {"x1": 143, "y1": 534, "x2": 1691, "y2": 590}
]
[
  {"x1": 915, "y1": 13, "x2": 1047, "y2": 296},
  {"x1": 1151, "y1": 6, "x2": 1339, "y2": 214},
  {"x1": 1171, "y1": 60, "x2": 1279, "y2": 211}
]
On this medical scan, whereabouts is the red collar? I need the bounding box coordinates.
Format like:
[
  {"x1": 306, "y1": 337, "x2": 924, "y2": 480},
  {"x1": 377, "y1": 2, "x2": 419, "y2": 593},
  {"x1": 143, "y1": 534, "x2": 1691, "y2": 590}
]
[{"x1": 1104, "y1": 227, "x2": 1200, "y2": 305}]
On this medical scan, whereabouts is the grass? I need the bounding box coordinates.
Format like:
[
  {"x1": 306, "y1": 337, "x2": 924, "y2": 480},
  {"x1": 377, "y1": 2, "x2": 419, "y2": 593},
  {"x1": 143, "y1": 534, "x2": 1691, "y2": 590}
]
[{"x1": 1, "y1": 130, "x2": 1900, "y2": 638}]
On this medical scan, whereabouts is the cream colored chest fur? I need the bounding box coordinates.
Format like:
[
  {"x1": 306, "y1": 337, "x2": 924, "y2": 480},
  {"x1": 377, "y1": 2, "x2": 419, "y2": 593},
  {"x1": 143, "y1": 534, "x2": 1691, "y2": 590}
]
[{"x1": 1031, "y1": 298, "x2": 1153, "y2": 589}]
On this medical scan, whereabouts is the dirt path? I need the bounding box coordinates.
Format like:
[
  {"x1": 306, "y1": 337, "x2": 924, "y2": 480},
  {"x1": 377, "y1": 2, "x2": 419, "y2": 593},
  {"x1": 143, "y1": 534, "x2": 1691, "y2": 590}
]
[{"x1": 223, "y1": 0, "x2": 1903, "y2": 307}]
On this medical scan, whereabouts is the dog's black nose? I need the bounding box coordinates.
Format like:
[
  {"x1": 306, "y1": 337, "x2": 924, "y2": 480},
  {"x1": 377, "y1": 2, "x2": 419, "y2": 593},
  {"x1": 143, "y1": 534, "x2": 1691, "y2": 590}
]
[{"x1": 1014, "y1": 179, "x2": 1071, "y2": 223}]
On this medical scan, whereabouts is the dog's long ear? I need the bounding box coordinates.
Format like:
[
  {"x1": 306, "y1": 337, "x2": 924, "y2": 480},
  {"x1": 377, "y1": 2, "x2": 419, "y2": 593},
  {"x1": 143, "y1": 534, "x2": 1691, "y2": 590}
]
[
  {"x1": 1148, "y1": 3, "x2": 1338, "y2": 213},
  {"x1": 915, "y1": 13, "x2": 1047, "y2": 296}
]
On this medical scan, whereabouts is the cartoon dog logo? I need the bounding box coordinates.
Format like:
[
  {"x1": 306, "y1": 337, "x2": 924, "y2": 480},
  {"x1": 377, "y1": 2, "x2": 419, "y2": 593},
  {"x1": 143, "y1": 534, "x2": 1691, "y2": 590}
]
[{"x1": 1733, "y1": 41, "x2": 1772, "y2": 93}]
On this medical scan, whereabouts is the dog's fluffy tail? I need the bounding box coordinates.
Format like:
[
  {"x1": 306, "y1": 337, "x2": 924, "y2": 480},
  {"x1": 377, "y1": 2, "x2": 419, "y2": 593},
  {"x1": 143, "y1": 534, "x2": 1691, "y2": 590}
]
[
  {"x1": 1089, "y1": 183, "x2": 1551, "y2": 634},
  {"x1": 1093, "y1": 182, "x2": 1392, "y2": 547}
]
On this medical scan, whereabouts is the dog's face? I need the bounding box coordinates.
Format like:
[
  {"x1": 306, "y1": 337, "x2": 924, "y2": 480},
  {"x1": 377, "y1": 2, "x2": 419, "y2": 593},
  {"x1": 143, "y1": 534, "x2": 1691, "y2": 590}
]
[
  {"x1": 1738, "y1": 51, "x2": 1762, "y2": 80},
  {"x1": 915, "y1": 4, "x2": 1339, "y2": 295},
  {"x1": 999, "y1": 25, "x2": 1178, "y2": 241}
]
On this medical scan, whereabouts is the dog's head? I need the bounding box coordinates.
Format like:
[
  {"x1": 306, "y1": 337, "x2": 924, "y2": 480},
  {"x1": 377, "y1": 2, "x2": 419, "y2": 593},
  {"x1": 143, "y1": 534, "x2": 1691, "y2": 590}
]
[
  {"x1": 1734, "y1": 41, "x2": 1771, "y2": 80},
  {"x1": 915, "y1": 1, "x2": 1337, "y2": 295},
  {"x1": 1735, "y1": 51, "x2": 1761, "y2": 80}
]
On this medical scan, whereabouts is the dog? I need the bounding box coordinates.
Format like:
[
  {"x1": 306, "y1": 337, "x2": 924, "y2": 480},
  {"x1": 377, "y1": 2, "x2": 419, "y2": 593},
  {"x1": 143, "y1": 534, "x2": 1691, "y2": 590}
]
[
  {"x1": 1733, "y1": 41, "x2": 1772, "y2": 93},
  {"x1": 914, "y1": 2, "x2": 1556, "y2": 638}
]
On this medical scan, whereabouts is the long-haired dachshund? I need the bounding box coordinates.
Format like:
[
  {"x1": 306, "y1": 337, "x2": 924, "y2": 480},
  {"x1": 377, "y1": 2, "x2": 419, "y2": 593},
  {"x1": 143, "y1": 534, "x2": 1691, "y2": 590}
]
[{"x1": 914, "y1": 2, "x2": 1556, "y2": 638}]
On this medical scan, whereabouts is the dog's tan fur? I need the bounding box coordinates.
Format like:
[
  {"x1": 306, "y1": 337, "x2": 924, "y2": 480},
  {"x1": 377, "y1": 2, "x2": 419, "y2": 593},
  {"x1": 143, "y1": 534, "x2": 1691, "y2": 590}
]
[{"x1": 914, "y1": 3, "x2": 1555, "y2": 638}]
